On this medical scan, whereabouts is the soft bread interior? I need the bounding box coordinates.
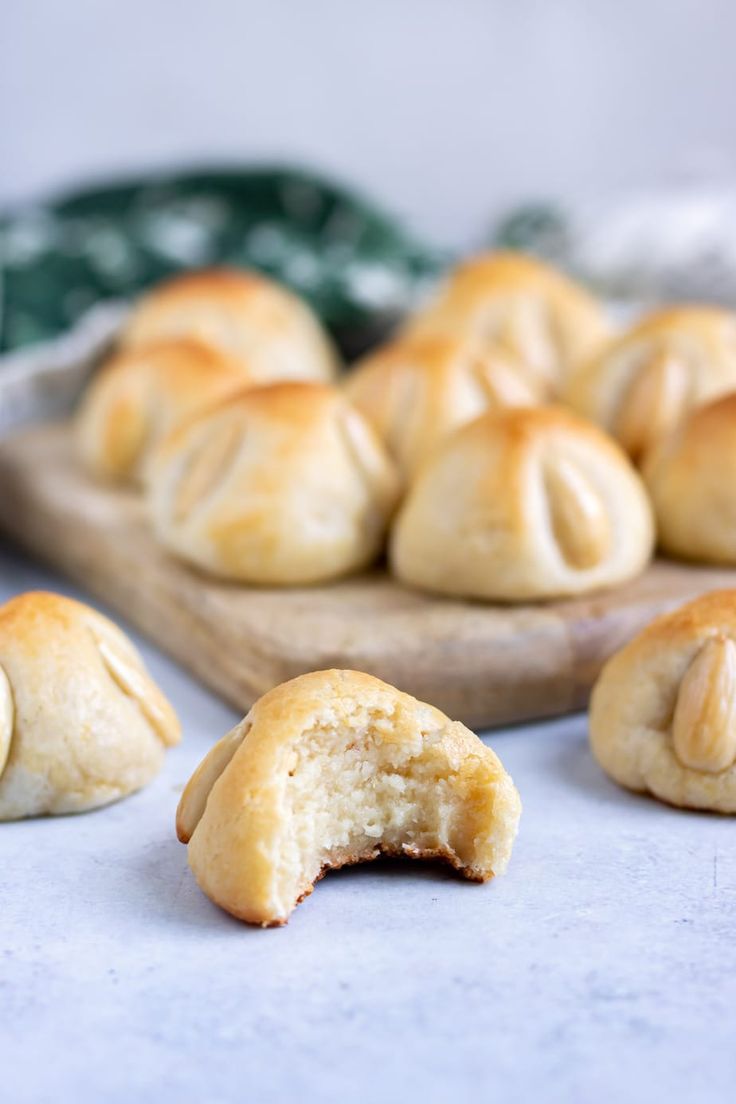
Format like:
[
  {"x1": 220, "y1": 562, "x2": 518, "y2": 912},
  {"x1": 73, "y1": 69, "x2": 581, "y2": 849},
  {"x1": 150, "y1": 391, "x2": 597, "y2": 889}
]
[{"x1": 271, "y1": 710, "x2": 513, "y2": 918}]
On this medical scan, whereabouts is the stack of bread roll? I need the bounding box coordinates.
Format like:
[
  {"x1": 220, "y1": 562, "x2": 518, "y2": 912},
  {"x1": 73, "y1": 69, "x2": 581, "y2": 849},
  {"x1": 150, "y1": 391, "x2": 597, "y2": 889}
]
[
  {"x1": 75, "y1": 253, "x2": 736, "y2": 598},
  {"x1": 16, "y1": 252, "x2": 736, "y2": 905}
]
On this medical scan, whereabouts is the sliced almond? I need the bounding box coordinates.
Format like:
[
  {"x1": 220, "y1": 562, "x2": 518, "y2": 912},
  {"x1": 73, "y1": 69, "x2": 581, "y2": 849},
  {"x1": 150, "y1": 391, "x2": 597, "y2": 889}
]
[
  {"x1": 672, "y1": 635, "x2": 736, "y2": 773},
  {"x1": 545, "y1": 457, "x2": 610, "y2": 570},
  {"x1": 615, "y1": 350, "x2": 689, "y2": 463},
  {"x1": 176, "y1": 722, "x2": 250, "y2": 842},
  {"x1": 495, "y1": 298, "x2": 557, "y2": 394},
  {"x1": 0, "y1": 663, "x2": 14, "y2": 780},
  {"x1": 172, "y1": 419, "x2": 243, "y2": 523},
  {"x1": 339, "y1": 408, "x2": 400, "y2": 510},
  {"x1": 472, "y1": 349, "x2": 539, "y2": 408},
  {"x1": 94, "y1": 633, "x2": 181, "y2": 748}
]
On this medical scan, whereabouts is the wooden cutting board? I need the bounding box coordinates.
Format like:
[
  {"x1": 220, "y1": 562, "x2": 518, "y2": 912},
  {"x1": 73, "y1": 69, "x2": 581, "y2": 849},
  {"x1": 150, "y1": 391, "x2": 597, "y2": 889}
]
[{"x1": 1, "y1": 422, "x2": 736, "y2": 729}]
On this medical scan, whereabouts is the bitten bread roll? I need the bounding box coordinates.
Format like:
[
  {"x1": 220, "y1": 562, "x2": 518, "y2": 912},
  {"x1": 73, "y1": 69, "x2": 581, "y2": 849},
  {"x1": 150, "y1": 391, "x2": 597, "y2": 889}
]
[
  {"x1": 390, "y1": 406, "x2": 654, "y2": 601},
  {"x1": 565, "y1": 306, "x2": 736, "y2": 464},
  {"x1": 643, "y1": 393, "x2": 736, "y2": 564},
  {"x1": 147, "y1": 382, "x2": 400, "y2": 585},
  {"x1": 121, "y1": 267, "x2": 339, "y2": 382},
  {"x1": 404, "y1": 251, "x2": 609, "y2": 397},
  {"x1": 176, "y1": 669, "x2": 521, "y2": 926},
  {"x1": 76, "y1": 339, "x2": 250, "y2": 484},
  {"x1": 344, "y1": 333, "x2": 539, "y2": 480},
  {"x1": 589, "y1": 591, "x2": 736, "y2": 812},
  {"x1": 0, "y1": 592, "x2": 180, "y2": 820}
]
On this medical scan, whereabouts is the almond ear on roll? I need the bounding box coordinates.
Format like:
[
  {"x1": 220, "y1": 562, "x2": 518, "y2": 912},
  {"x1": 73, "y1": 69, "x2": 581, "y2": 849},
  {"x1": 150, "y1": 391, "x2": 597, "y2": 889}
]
[
  {"x1": 643, "y1": 393, "x2": 736, "y2": 565},
  {"x1": 671, "y1": 636, "x2": 736, "y2": 774},
  {"x1": 147, "y1": 382, "x2": 400, "y2": 586},
  {"x1": 176, "y1": 669, "x2": 521, "y2": 927},
  {"x1": 390, "y1": 405, "x2": 653, "y2": 602},
  {"x1": 120, "y1": 266, "x2": 340, "y2": 382},
  {"x1": 565, "y1": 306, "x2": 736, "y2": 464},
  {"x1": 589, "y1": 591, "x2": 736, "y2": 812},
  {"x1": 543, "y1": 456, "x2": 611, "y2": 571},
  {"x1": 344, "y1": 332, "x2": 540, "y2": 481},
  {"x1": 403, "y1": 251, "x2": 610, "y2": 398},
  {"x1": 0, "y1": 663, "x2": 14, "y2": 779}
]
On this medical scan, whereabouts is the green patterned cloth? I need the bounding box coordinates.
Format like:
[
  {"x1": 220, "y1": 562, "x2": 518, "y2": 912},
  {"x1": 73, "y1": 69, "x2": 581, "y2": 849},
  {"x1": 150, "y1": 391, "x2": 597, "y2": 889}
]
[{"x1": 0, "y1": 166, "x2": 444, "y2": 359}]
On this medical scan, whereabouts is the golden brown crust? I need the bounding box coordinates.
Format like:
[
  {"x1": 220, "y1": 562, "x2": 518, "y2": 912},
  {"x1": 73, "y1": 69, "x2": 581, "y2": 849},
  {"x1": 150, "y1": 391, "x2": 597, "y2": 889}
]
[
  {"x1": 345, "y1": 332, "x2": 539, "y2": 480},
  {"x1": 0, "y1": 591, "x2": 180, "y2": 819},
  {"x1": 120, "y1": 266, "x2": 339, "y2": 382},
  {"x1": 76, "y1": 338, "x2": 250, "y2": 484},
  {"x1": 643, "y1": 393, "x2": 736, "y2": 564},
  {"x1": 390, "y1": 404, "x2": 654, "y2": 601},
  {"x1": 565, "y1": 305, "x2": 736, "y2": 463},
  {"x1": 147, "y1": 382, "x2": 400, "y2": 585},
  {"x1": 176, "y1": 669, "x2": 521, "y2": 925},
  {"x1": 404, "y1": 251, "x2": 609, "y2": 396},
  {"x1": 131, "y1": 268, "x2": 268, "y2": 302},
  {"x1": 589, "y1": 590, "x2": 736, "y2": 812}
]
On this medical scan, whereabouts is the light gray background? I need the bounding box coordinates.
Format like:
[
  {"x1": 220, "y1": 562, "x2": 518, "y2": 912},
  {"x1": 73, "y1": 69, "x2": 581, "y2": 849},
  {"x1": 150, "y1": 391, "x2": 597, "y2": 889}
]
[
  {"x1": 3, "y1": 8, "x2": 736, "y2": 1101},
  {"x1": 3, "y1": 0, "x2": 736, "y2": 244}
]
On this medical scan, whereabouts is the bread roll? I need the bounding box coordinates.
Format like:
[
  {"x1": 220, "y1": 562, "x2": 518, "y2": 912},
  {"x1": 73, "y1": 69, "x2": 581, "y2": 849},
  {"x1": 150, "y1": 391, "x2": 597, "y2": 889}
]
[
  {"x1": 643, "y1": 393, "x2": 736, "y2": 564},
  {"x1": 390, "y1": 406, "x2": 654, "y2": 601},
  {"x1": 147, "y1": 382, "x2": 400, "y2": 585},
  {"x1": 344, "y1": 333, "x2": 539, "y2": 480},
  {"x1": 76, "y1": 338, "x2": 249, "y2": 484},
  {"x1": 121, "y1": 267, "x2": 339, "y2": 382},
  {"x1": 176, "y1": 669, "x2": 521, "y2": 926},
  {"x1": 565, "y1": 306, "x2": 736, "y2": 464},
  {"x1": 0, "y1": 592, "x2": 180, "y2": 820},
  {"x1": 404, "y1": 251, "x2": 609, "y2": 397},
  {"x1": 589, "y1": 591, "x2": 736, "y2": 812}
]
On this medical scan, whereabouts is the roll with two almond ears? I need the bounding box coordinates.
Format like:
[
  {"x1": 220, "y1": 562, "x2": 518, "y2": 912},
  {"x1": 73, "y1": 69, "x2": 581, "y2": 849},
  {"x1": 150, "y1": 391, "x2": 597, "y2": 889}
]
[
  {"x1": 589, "y1": 591, "x2": 736, "y2": 812},
  {"x1": 390, "y1": 406, "x2": 654, "y2": 601},
  {"x1": 121, "y1": 267, "x2": 340, "y2": 382},
  {"x1": 404, "y1": 252, "x2": 610, "y2": 398},
  {"x1": 176, "y1": 669, "x2": 522, "y2": 926},
  {"x1": 565, "y1": 306, "x2": 736, "y2": 464},
  {"x1": 0, "y1": 592, "x2": 180, "y2": 820},
  {"x1": 344, "y1": 333, "x2": 539, "y2": 481},
  {"x1": 146, "y1": 382, "x2": 401, "y2": 585}
]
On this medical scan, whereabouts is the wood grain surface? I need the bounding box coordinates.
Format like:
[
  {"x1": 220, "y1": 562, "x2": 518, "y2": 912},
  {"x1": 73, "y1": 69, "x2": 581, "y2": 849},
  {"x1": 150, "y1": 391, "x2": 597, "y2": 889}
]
[{"x1": 1, "y1": 422, "x2": 735, "y2": 729}]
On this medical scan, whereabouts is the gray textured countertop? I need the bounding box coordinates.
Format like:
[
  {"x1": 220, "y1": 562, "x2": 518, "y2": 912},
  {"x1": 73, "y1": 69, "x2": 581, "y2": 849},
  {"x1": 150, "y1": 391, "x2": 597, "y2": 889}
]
[{"x1": 1, "y1": 546, "x2": 733, "y2": 1104}]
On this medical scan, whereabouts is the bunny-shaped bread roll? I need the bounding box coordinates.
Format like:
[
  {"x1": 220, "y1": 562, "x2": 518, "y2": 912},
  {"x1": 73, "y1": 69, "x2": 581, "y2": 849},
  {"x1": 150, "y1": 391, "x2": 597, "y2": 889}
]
[
  {"x1": 344, "y1": 332, "x2": 539, "y2": 481},
  {"x1": 565, "y1": 306, "x2": 736, "y2": 464},
  {"x1": 589, "y1": 591, "x2": 736, "y2": 811},
  {"x1": 147, "y1": 382, "x2": 400, "y2": 585},
  {"x1": 390, "y1": 406, "x2": 654, "y2": 601},
  {"x1": 76, "y1": 338, "x2": 250, "y2": 484},
  {"x1": 404, "y1": 252, "x2": 609, "y2": 398},
  {"x1": 0, "y1": 592, "x2": 180, "y2": 819},
  {"x1": 176, "y1": 669, "x2": 521, "y2": 926},
  {"x1": 121, "y1": 267, "x2": 339, "y2": 382},
  {"x1": 643, "y1": 393, "x2": 736, "y2": 565}
]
